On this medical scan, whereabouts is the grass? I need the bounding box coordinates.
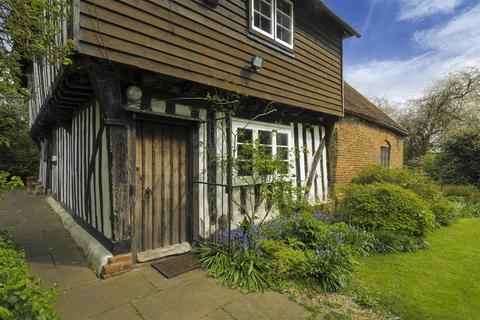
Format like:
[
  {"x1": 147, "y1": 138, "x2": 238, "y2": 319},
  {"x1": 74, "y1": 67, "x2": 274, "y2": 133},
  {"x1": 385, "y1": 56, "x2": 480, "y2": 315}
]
[{"x1": 354, "y1": 218, "x2": 480, "y2": 320}]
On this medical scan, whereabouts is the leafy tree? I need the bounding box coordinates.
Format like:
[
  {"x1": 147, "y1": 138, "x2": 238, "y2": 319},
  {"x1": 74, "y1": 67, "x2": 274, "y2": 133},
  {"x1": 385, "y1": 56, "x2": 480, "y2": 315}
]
[
  {"x1": 399, "y1": 68, "x2": 480, "y2": 163},
  {"x1": 0, "y1": 103, "x2": 38, "y2": 178},
  {"x1": 0, "y1": 0, "x2": 73, "y2": 181},
  {"x1": 436, "y1": 123, "x2": 480, "y2": 187}
]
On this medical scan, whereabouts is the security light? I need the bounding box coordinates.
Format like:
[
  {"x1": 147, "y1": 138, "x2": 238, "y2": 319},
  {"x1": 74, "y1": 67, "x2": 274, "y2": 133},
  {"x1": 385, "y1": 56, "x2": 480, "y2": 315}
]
[{"x1": 250, "y1": 55, "x2": 264, "y2": 72}]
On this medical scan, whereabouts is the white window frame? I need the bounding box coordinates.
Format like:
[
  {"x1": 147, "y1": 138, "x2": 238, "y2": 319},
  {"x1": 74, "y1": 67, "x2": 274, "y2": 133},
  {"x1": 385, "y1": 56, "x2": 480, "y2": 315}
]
[
  {"x1": 251, "y1": 0, "x2": 275, "y2": 39},
  {"x1": 232, "y1": 119, "x2": 293, "y2": 184},
  {"x1": 251, "y1": 0, "x2": 294, "y2": 49}
]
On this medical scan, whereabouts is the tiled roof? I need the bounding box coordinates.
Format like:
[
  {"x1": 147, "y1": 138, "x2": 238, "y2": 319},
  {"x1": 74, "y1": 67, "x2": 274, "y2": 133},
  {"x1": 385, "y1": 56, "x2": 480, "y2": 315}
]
[{"x1": 344, "y1": 82, "x2": 408, "y2": 136}]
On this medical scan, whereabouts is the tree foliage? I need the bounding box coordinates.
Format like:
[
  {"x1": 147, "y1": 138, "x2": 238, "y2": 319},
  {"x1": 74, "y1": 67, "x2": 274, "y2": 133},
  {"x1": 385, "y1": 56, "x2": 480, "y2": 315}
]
[
  {"x1": 436, "y1": 123, "x2": 480, "y2": 187},
  {"x1": 399, "y1": 68, "x2": 480, "y2": 162},
  {"x1": 0, "y1": 0, "x2": 73, "y2": 179}
]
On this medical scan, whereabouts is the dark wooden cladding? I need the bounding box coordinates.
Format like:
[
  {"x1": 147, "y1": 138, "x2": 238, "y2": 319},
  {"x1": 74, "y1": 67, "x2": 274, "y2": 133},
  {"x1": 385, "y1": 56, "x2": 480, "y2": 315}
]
[
  {"x1": 135, "y1": 120, "x2": 190, "y2": 252},
  {"x1": 77, "y1": 0, "x2": 344, "y2": 116}
]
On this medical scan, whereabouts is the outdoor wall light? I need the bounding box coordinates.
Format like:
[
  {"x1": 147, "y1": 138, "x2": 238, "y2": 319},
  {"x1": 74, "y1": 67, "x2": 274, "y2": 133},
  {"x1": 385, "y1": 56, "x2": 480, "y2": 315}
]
[
  {"x1": 250, "y1": 55, "x2": 264, "y2": 72},
  {"x1": 126, "y1": 86, "x2": 142, "y2": 109},
  {"x1": 126, "y1": 86, "x2": 142, "y2": 103}
]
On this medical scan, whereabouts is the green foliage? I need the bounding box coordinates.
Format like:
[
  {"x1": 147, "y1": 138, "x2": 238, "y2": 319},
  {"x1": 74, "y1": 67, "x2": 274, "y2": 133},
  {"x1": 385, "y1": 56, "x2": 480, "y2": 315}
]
[
  {"x1": 0, "y1": 171, "x2": 24, "y2": 198},
  {"x1": 441, "y1": 184, "x2": 480, "y2": 204},
  {"x1": 371, "y1": 230, "x2": 428, "y2": 253},
  {"x1": 232, "y1": 137, "x2": 311, "y2": 224},
  {"x1": 430, "y1": 197, "x2": 459, "y2": 226},
  {"x1": 0, "y1": 232, "x2": 58, "y2": 319},
  {"x1": 447, "y1": 197, "x2": 480, "y2": 217},
  {"x1": 259, "y1": 213, "x2": 367, "y2": 291},
  {"x1": 0, "y1": 103, "x2": 38, "y2": 178},
  {"x1": 1, "y1": 0, "x2": 74, "y2": 99},
  {"x1": 352, "y1": 165, "x2": 442, "y2": 202},
  {"x1": 337, "y1": 183, "x2": 435, "y2": 239},
  {"x1": 260, "y1": 239, "x2": 308, "y2": 281},
  {"x1": 196, "y1": 244, "x2": 271, "y2": 292},
  {"x1": 436, "y1": 123, "x2": 480, "y2": 187}
]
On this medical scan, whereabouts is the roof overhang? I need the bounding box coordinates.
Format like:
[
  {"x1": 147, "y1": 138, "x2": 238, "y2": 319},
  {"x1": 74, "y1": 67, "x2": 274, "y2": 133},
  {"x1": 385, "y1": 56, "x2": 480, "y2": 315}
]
[{"x1": 316, "y1": 1, "x2": 361, "y2": 38}]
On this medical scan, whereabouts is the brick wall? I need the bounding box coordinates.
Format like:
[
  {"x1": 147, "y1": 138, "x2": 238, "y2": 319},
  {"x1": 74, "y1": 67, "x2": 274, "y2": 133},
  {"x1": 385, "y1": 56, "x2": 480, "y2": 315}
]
[{"x1": 331, "y1": 115, "x2": 405, "y2": 187}]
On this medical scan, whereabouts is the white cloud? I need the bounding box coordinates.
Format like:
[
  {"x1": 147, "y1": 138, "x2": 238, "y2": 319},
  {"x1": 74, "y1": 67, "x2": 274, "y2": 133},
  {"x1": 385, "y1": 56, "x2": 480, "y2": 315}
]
[
  {"x1": 397, "y1": 0, "x2": 465, "y2": 21},
  {"x1": 345, "y1": 4, "x2": 480, "y2": 104}
]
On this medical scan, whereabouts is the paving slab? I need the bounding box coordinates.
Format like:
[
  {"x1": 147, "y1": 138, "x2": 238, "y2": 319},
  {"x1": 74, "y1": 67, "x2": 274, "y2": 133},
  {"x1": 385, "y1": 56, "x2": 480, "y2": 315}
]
[
  {"x1": 201, "y1": 308, "x2": 236, "y2": 320},
  {"x1": 90, "y1": 303, "x2": 143, "y2": 320},
  {"x1": 55, "y1": 271, "x2": 156, "y2": 319},
  {"x1": 133, "y1": 276, "x2": 244, "y2": 320},
  {"x1": 223, "y1": 291, "x2": 310, "y2": 320}
]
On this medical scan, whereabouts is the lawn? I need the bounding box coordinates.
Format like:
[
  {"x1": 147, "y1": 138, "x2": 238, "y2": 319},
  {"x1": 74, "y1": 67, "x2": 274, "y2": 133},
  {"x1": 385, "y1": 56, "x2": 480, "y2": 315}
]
[{"x1": 355, "y1": 218, "x2": 480, "y2": 320}]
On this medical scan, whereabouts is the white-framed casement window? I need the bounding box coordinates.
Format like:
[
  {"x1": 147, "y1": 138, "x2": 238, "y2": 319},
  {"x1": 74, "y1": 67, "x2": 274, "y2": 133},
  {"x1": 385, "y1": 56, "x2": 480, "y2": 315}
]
[
  {"x1": 233, "y1": 120, "x2": 292, "y2": 178},
  {"x1": 251, "y1": 0, "x2": 294, "y2": 49}
]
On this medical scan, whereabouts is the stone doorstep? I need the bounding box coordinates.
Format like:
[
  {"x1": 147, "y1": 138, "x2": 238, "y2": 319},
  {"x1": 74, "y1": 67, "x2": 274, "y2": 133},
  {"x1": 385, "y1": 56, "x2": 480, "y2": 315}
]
[{"x1": 137, "y1": 242, "x2": 192, "y2": 263}]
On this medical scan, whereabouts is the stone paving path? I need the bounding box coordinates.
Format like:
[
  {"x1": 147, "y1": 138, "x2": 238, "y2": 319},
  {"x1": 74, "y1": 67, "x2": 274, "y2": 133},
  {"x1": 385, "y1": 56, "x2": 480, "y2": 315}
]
[{"x1": 0, "y1": 191, "x2": 310, "y2": 320}]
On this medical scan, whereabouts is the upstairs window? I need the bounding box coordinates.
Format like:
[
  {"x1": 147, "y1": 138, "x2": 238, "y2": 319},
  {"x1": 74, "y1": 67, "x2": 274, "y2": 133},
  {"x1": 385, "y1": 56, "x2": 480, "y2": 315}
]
[{"x1": 251, "y1": 0, "x2": 294, "y2": 49}]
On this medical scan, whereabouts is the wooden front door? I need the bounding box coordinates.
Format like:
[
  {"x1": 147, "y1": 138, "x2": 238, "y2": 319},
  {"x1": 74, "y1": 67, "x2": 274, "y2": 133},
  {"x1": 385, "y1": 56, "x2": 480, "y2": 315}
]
[{"x1": 135, "y1": 120, "x2": 191, "y2": 254}]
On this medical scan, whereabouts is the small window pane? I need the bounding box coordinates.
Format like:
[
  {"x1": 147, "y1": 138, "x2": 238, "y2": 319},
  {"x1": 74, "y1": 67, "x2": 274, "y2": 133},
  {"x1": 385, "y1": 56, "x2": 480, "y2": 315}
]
[
  {"x1": 237, "y1": 128, "x2": 253, "y2": 143},
  {"x1": 253, "y1": 0, "x2": 273, "y2": 35},
  {"x1": 260, "y1": 0, "x2": 272, "y2": 15},
  {"x1": 260, "y1": 16, "x2": 272, "y2": 33},
  {"x1": 277, "y1": 26, "x2": 291, "y2": 44},
  {"x1": 277, "y1": 133, "x2": 288, "y2": 146},
  {"x1": 276, "y1": 0, "x2": 291, "y2": 14},
  {"x1": 259, "y1": 130, "x2": 272, "y2": 145},
  {"x1": 276, "y1": 146, "x2": 289, "y2": 160}
]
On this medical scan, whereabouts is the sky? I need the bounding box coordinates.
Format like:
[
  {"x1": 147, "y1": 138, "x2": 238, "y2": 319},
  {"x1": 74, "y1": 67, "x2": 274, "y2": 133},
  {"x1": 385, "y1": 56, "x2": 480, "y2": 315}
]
[{"x1": 324, "y1": 0, "x2": 480, "y2": 104}]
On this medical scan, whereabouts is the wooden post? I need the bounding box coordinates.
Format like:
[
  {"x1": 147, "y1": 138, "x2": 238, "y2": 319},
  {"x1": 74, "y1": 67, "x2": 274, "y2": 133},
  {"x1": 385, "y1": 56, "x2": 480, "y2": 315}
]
[{"x1": 87, "y1": 63, "x2": 131, "y2": 254}]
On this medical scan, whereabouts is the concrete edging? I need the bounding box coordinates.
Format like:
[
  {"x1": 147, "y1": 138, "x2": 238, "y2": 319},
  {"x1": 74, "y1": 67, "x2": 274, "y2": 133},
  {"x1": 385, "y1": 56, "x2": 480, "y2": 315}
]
[{"x1": 45, "y1": 196, "x2": 112, "y2": 276}]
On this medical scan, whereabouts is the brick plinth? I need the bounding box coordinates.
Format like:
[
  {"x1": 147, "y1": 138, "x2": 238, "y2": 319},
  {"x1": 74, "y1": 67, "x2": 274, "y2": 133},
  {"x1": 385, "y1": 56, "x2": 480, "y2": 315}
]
[{"x1": 101, "y1": 253, "x2": 133, "y2": 278}]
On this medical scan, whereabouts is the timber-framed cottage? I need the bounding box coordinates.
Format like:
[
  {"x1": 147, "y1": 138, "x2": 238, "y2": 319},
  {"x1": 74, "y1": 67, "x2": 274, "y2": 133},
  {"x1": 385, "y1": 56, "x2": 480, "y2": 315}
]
[{"x1": 28, "y1": 0, "x2": 360, "y2": 275}]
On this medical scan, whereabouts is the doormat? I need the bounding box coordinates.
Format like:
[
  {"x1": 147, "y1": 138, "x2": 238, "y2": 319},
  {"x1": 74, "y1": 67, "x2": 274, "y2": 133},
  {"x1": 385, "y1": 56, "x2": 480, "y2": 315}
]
[{"x1": 151, "y1": 252, "x2": 200, "y2": 279}]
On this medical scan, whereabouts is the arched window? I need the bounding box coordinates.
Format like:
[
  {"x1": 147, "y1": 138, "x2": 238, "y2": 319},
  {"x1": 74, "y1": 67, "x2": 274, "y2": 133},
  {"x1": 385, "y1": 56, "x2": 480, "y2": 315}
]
[{"x1": 380, "y1": 141, "x2": 391, "y2": 167}]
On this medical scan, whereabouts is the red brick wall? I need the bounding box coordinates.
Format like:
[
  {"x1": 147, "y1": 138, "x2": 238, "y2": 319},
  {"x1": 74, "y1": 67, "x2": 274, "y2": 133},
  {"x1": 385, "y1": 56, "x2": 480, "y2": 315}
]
[{"x1": 331, "y1": 115, "x2": 405, "y2": 187}]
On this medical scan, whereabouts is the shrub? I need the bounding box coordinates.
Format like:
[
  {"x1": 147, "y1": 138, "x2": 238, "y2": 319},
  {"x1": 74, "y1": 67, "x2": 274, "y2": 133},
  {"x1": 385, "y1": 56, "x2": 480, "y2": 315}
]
[
  {"x1": 371, "y1": 231, "x2": 428, "y2": 253},
  {"x1": 436, "y1": 124, "x2": 480, "y2": 187},
  {"x1": 299, "y1": 245, "x2": 355, "y2": 292},
  {"x1": 260, "y1": 239, "x2": 308, "y2": 281},
  {"x1": 260, "y1": 213, "x2": 361, "y2": 291},
  {"x1": 442, "y1": 184, "x2": 480, "y2": 204},
  {"x1": 352, "y1": 166, "x2": 441, "y2": 202},
  {"x1": 196, "y1": 244, "x2": 271, "y2": 292},
  {"x1": 0, "y1": 232, "x2": 58, "y2": 319},
  {"x1": 448, "y1": 197, "x2": 480, "y2": 217},
  {"x1": 336, "y1": 183, "x2": 435, "y2": 238},
  {"x1": 430, "y1": 197, "x2": 459, "y2": 226}
]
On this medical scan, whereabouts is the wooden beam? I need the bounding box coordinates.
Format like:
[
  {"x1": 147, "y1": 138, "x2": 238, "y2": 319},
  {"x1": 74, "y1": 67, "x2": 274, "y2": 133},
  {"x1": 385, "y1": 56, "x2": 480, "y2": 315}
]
[{"x1": 87, "y1": 62, "x2": 132, "y2": 253}]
